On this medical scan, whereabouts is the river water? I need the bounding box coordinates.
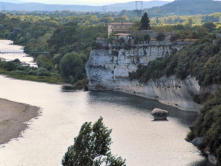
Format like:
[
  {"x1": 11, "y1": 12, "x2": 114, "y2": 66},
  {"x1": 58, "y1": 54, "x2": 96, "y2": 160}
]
[
  {"x1": 0, "y1": 40, "x2": 209, "y2": 166},
  {"x1": 0, "y1": 40, "x2": 37, "y2": 67}
]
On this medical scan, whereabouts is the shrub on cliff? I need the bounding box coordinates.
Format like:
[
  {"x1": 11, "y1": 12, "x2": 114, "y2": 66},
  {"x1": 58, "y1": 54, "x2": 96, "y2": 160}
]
[
  {"x1": 187, "y1": 89, "x2": 221, "y2": 165},
  {"x1": 62, "y1": 117, "x2": 126, "y2": 166}
]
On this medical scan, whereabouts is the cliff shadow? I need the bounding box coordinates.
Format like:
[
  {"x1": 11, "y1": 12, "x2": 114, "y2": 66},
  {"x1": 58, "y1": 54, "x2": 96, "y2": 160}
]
[{"x1": 87, "y1": 90, "x2": 198, "y2": 126}]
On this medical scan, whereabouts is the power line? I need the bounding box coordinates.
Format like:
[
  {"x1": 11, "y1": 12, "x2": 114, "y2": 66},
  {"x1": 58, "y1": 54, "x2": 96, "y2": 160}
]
[
  {"x1": 102, "y1": 6, "x2": 107, "y2": 13},
  {"x1": 0, "y1": 51, "x2": 49, "y2": 54}
]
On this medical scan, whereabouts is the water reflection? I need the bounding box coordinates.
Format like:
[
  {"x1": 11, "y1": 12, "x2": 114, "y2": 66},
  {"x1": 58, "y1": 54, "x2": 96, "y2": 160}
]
[{"x1": 88, "y1": 91, "x2": 198, "y2": 126}]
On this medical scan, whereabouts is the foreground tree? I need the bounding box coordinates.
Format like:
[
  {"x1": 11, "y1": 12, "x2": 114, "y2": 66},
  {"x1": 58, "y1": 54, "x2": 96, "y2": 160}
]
[
  {"x1": 140, "y1": 12, "x2": 151, "y2": 30},
  {"x1": 62, "y1": 117, "x2": 126, "y2": 166}
]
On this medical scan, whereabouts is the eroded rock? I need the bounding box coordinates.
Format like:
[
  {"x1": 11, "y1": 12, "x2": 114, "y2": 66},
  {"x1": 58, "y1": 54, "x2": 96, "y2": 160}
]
[{"x1": 151, "y1": 108, "x2": 168, "y2": 121}]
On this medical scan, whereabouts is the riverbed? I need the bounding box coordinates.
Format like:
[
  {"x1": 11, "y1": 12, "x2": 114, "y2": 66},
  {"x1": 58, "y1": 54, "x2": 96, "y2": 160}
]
[{"x1": 0, "y1": 40, "x2": 208, "y2": 166}]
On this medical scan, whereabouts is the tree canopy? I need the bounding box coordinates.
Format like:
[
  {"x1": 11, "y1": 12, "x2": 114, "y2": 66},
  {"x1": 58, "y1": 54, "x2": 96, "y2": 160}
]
[
  {"x1": 140, "y1": 12, "x2": 151, "y2": 30},
  {"x1": 62, "y1": 117, "x2": 126, "y2": 166},
  {"x1": 59, "y1": 52, "x2": 86, "y2": 84}
]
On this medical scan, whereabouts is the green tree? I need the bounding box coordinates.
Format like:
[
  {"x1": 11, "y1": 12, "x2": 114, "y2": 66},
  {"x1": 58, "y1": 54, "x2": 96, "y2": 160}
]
[
  {"x1": 140, "y1": 12, "x2": 151, "y2": 30},
  {"x1": 59, "y1": 52, "x2": 85, "y2": 83},
  {"x1": 62, "y1": 117, "x2": 126, "y2": 166}
]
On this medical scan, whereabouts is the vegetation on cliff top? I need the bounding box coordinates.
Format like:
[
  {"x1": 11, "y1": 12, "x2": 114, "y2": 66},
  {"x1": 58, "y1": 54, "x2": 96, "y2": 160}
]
[{"x1": 130, "y1": 32, "x2": 221, "y2": 86}]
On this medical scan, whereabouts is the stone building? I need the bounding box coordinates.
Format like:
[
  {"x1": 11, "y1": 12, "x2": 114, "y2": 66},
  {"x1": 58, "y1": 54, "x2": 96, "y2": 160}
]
[{"x1": 108, "y1": 22, "x2": 134, "y2": 37}]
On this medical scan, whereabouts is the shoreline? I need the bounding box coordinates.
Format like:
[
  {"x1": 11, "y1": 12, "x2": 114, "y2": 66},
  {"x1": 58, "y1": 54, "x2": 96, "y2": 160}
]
[
  {"x1": 89, "y1": 89, "x2": 200, "y2": 112},
  {"x1": 0, "y1": 98, "x2": 39, "y2": 145}
]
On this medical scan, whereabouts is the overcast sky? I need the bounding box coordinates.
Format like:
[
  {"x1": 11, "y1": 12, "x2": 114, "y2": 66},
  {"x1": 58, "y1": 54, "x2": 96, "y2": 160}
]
[{"x1": 3, "y1": 0, "x2": 174, "y2": 5}]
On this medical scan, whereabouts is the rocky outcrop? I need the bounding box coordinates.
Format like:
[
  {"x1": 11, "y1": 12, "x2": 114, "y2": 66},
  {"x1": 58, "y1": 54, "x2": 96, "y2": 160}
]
[
  {"x1": 152, "y1": 108, "x2": 168, "y2": 120},
  {"x1": 86, "y1": 40, "x2": 202, "y2": 111}
]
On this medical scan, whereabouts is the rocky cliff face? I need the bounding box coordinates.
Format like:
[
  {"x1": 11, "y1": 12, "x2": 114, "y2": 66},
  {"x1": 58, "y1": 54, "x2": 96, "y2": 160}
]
[{"x1": 86, "y1": 41, "x2": 201, "y2": 111}]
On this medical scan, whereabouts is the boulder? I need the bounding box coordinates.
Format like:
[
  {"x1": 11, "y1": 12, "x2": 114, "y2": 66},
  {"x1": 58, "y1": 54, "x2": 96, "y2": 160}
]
[
  {"x1": 191, "y1": 137, "x2": 204, "y2": 147},
  {"x1": 151, "y1": 108, "x2": 168, "y2": 121}
]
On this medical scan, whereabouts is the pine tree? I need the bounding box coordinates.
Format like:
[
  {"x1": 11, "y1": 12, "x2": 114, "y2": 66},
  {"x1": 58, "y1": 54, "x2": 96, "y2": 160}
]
[
  {"x1": 140, "y1": 12, "x2": 151, "y2": 30},
  {"x1": 62, "y1": 117, "x2": 126, "y2": 166}
]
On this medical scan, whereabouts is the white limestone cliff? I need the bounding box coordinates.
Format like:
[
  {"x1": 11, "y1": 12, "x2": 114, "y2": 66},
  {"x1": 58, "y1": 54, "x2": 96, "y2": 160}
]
[{"x1": 86, "y1": 41, "x2": 202, "y2": 111}]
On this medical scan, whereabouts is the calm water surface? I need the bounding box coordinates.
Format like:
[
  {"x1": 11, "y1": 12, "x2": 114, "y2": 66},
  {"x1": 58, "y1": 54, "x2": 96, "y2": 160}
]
[
  {"x1": 0, "y1": 40, "x2": 209, "y2": 166},
  {"x1": 0, "y1": 40, "x2": 37, "y2": 67}
]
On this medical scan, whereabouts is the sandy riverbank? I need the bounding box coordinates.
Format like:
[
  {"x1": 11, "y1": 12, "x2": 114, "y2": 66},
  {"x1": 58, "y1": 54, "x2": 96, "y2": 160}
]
[{"x1": 0, "y1": 98, "x2": 39, "y2": 144}]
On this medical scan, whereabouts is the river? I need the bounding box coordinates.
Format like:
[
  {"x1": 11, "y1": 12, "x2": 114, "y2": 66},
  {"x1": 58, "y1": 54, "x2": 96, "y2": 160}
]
[
  {"x1": 0, "y1": 40, "x2": 37, "y2": 67},
  {"x1": 0, "y1": 40, "x2": 209, "y2": 166}
]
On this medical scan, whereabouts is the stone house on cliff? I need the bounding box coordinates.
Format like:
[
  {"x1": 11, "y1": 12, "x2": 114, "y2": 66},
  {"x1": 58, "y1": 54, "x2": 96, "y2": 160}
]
[{"x1": 108, "y1": 22, "x2": 134, "y2": 37}]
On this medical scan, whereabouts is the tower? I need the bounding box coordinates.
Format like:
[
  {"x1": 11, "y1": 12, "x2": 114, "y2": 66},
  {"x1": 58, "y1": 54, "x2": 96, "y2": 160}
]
[
  {"x1": 135, "y1": 1, "x2": 143, "y2": 17},
  {"x1": 1, "y1": 3, "x2": 5, "y2": 12}
]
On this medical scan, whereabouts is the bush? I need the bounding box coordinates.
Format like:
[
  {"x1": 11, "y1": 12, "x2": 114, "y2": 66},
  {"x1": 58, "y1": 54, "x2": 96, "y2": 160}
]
[
  {"x1": 188, "y1": 89, "x2": 221, "y2": 165},
  {"x1": 1, "y1": 61, "x2": 17, "y2": 71},
  {"x1": 92, "y1": 42, "x2": 104, "y2": 49},
  {"x1": 36, "y1": 54, "x2": 53, "y2": 70},
  {"x1": 156, "y1": 32, "x2": 166, "y2": 41},
  {"x1": 36, "y1": 67, "x2": 51, "y2": 76}
]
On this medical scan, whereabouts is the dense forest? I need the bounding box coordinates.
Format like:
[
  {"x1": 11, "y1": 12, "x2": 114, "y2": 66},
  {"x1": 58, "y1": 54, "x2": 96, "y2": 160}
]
[
  {"x1": 0, "y1": 12, "x2": 219, "y2": 86},
  {"x1": 0, "y1": 11, "x2": 220, "y2": 86},
  {"x1": 0, "y1": 13, "x2": 108, "y2": 85}
]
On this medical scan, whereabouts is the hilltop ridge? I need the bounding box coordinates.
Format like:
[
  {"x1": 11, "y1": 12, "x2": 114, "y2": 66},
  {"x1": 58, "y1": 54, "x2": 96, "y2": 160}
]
[
  {"x1": 0, "y1": 1, "x2": 168, "y2": 12},
  {"x1": 147, "y1": 0, "x2": 221, "y2": 16}
]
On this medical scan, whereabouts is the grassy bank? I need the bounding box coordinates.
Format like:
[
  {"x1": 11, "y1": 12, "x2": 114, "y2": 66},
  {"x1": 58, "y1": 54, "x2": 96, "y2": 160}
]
[{"x1": 0, "y1": 67, "x2": 64, "y2": 84}]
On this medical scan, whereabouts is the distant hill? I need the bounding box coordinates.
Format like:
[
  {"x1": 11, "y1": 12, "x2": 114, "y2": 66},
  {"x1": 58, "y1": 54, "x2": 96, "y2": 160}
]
[
  {"x1": 0, "y1": 1, "x2": 169, "y2": 12},
  {"x1": 148, "y1": 0, "x2": 221, "y2": 16},
  {"x1": 104, "y1": 1, "x2": 169, "y2": 11}
]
